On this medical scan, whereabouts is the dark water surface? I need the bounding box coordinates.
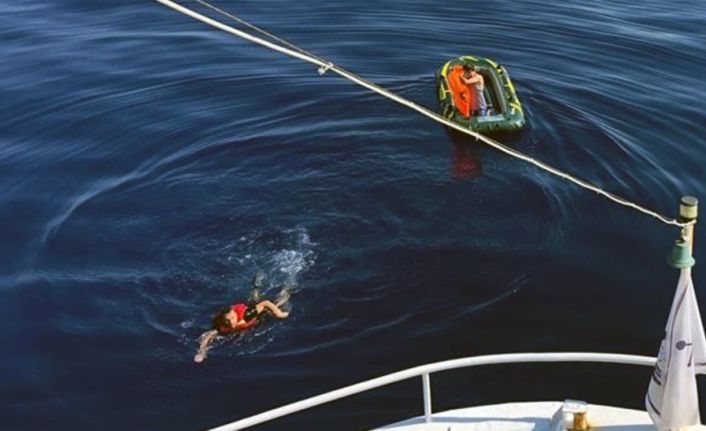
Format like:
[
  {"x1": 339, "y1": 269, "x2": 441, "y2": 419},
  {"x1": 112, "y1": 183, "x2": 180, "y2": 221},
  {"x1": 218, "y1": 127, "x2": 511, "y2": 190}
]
[{"x1": 2, "y1": 1, "x2": 706, "y2": 430}]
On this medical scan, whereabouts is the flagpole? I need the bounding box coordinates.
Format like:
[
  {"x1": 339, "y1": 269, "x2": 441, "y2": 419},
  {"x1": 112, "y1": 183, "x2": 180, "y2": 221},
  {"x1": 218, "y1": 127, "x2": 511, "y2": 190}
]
[
  {"x1": 675, "y1": 196, "x2": 698, "y2": 431},
  {"x1": 679, "y1": 196, "x2": 699, "y2": 431},
  {"x1": 680, "y1": 196, "x2": 698, "y2": 254},
  {"x1": 646, "y1": 197, "x2": 702, "y2": 431}
]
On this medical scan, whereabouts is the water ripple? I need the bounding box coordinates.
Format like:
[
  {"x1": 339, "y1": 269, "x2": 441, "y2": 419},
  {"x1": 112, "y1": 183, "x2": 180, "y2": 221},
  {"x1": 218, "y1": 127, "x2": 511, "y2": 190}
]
[{"x1": 3, "y1": 1, "x2": 706, "y2": 430}]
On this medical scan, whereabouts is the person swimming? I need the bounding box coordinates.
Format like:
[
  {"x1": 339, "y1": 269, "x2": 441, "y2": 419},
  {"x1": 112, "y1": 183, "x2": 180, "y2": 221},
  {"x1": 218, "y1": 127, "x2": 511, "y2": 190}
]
[{"x1": 194, "y1": 280, "x2": 290, "y2": 363}]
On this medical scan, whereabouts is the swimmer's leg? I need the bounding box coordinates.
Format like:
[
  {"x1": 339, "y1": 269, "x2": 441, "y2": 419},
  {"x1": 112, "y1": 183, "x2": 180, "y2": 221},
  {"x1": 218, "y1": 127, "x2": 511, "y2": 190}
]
[
  {"x1": 251, "y1": 272, "x2": 265, "y2": 289},
  {"x1": 249, "y1": 274, "x2": 265, "y2": 303},
  {"x1": 256, "y1": 300, "x2": 289, "y2": 319},
  {"x1": 275, "y1": 288, "x2": 291, "y2": 308},
  {"x1": 248, "y1": 288, "x2": 261, "y2": 304},
  {"x1": 194, "y1": 329, "x2": 219, "y2": 363}
]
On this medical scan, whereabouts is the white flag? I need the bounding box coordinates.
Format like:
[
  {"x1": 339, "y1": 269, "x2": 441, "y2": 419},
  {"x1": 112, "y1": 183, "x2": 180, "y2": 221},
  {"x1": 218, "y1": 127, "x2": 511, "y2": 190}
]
[{"x1": 646, "y1": 268, "x2": 706, "y2": 431}]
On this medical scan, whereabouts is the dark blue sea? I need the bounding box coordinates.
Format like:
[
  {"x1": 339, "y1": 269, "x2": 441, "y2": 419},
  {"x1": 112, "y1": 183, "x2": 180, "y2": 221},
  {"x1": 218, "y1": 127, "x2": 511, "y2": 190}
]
[{"x1": 2, "y1": 1, "x2": 706, "y2": 430}]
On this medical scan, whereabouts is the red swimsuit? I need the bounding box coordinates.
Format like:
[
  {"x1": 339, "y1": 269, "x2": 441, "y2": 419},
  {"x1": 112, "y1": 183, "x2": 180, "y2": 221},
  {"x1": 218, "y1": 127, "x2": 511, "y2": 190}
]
[
  {"x1": 232, "y1": 303, "x2": 248, "y2": 320},
  {"x1": 219, "y1": 303, "x2": 259, "y2": 334}
]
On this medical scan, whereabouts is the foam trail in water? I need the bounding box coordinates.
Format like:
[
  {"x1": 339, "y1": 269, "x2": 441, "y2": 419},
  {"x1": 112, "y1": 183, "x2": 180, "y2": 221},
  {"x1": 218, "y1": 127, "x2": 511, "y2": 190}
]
[
  {"x1": 264, "y1": 227, "x2": 316, "y2": 293},
  {"x1": 182, "y1": 226, "x2": 316, "y2": 357}
]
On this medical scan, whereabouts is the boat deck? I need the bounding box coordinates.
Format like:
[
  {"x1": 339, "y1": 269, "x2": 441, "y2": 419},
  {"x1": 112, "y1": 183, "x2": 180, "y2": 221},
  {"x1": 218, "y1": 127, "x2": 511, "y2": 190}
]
[{"x1": 374, "y1": 401, "x2": 661, "y2": 431}]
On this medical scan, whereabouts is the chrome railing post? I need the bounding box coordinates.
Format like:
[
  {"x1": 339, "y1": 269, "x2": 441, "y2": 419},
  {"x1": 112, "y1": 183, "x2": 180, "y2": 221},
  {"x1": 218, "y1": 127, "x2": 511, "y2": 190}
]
[{"x1": 422, "y1": 373, "x2": 432, "y2": 423}]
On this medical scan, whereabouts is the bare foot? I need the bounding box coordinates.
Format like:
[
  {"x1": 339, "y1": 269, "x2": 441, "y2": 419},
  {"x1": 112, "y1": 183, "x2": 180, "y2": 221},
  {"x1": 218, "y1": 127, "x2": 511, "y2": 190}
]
[{"x1": 194, "y1": 352, "x2": 206, "y2": 363}]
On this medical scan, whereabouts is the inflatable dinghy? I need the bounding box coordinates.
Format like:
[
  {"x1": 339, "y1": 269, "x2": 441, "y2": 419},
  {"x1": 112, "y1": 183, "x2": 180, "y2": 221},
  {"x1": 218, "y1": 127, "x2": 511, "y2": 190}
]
[{"x1": 436, "y1": 56, "x2": 525, "y2": 133}]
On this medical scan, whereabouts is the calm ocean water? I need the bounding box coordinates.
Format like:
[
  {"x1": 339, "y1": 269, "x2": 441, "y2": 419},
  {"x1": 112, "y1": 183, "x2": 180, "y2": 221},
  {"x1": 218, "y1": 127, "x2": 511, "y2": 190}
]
[{"x1": 2, "y1": 1, "x2": 706, "y2": 430}]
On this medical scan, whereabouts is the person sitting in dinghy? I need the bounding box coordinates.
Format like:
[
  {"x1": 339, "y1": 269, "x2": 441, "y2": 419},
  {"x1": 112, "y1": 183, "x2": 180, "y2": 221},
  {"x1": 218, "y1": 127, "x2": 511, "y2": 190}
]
[
  {"x1": 194, "y1": 286, "x2": 290, "y2": 363},
  {"x1": 461, "y1": 65, "x2": 488, "y2": 116}
]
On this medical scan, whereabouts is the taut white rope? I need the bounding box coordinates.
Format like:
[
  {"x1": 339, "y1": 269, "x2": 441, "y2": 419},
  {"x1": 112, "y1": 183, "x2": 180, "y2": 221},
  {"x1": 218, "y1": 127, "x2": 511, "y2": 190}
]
[{"x1": 156, "y1": 0, "x2": 694, "y2": 229}]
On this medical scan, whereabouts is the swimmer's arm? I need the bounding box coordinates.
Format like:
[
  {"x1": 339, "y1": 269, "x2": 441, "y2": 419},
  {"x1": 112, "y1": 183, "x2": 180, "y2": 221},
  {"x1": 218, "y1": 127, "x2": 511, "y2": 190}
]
[
  {"x1": 194, "y1": 330, "x2": 218, "y2": 363},
  {"x1": 199, "y1": 330, "x2": 218, "y2": 350},
  {"x1": 461, "y1": 75, "x2": 482, "y2": 85}
]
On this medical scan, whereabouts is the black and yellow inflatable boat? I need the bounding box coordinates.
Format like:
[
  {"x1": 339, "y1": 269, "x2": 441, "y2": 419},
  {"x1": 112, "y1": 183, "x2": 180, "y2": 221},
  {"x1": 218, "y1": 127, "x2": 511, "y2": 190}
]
[{"x1": 436, "y1": 56, "x2": 525, "y2": 134}]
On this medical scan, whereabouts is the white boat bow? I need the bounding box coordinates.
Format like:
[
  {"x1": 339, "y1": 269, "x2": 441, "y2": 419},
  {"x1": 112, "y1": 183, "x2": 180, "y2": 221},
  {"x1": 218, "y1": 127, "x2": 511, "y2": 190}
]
[{"x1": 207, "y1": 352, "x2": 668, "y2": 431}]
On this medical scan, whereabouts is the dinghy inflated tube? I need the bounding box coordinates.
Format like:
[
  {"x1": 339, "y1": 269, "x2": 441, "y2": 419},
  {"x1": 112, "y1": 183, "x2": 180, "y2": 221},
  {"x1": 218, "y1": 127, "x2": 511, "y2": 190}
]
[{"x1": 436, "y1": 56, "x2": 525, "y2": 134}]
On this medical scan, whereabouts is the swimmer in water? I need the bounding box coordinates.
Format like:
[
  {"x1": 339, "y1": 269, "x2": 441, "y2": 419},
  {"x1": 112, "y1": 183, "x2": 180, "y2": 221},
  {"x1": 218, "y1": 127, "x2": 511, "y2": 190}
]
[{"x1": 194, "y1": 285, "x2": 290, "y2": 363}]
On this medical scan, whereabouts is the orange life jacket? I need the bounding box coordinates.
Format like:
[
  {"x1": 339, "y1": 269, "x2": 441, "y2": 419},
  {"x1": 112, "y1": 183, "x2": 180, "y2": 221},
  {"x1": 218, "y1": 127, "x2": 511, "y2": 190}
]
[{"x1": 447, "y1": 65, "x2": 478, "y2": 118}]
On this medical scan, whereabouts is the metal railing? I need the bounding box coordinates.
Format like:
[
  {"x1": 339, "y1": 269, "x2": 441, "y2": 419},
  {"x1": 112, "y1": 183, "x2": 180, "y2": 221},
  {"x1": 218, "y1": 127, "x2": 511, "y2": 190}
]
[{"x1": 207, "y1": 352, "x2": 656, "y2": 431}]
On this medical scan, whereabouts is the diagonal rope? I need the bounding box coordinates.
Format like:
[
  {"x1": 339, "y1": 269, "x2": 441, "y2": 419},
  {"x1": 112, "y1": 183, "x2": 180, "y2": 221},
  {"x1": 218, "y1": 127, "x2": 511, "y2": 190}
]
[{"x1": 156, "y1": 0, "x2": 694, "y2": 229}]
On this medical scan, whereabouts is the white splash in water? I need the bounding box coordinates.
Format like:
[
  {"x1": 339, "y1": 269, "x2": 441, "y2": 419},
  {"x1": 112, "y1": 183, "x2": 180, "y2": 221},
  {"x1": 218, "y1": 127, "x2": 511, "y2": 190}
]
[
  {"x1": 180, "y1": 318, "x2": 196, "y2": 329},
  {"x1": 220, "y1": 226, "x2": 315, "y2": 297},
  {"x1": 273, "y1": 246, "x2": 315, "y2": 287},
  {"x1": 275, "y1": 250, "x2": 305, "y2": 275}
]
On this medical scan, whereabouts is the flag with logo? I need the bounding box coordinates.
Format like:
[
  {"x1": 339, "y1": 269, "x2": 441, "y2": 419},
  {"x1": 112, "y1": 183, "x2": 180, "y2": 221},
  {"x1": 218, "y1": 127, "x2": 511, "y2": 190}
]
[{"x1": 646, "y1": 268, "x2": 706, "y2": 430}]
